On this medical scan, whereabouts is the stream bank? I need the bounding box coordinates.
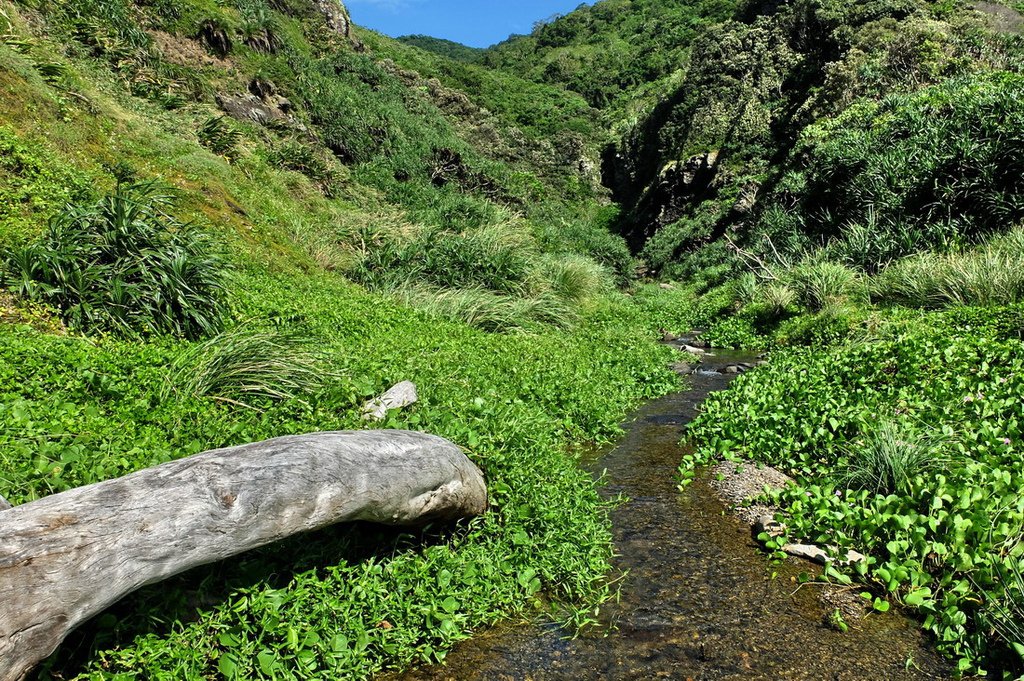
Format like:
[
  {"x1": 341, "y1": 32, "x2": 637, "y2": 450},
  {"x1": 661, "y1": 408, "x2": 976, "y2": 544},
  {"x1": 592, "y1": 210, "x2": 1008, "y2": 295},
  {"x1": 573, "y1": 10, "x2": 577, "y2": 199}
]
[{"x1": 394, "y1": 351, "x2": 952, "y2": 680}]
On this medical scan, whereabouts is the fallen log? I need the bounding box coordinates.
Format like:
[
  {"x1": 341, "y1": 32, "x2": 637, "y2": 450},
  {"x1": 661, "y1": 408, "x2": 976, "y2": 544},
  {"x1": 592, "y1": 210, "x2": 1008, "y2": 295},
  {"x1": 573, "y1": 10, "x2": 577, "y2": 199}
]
[{"x1": 0, "y1": 430, "x2": 487, "y2": 681}]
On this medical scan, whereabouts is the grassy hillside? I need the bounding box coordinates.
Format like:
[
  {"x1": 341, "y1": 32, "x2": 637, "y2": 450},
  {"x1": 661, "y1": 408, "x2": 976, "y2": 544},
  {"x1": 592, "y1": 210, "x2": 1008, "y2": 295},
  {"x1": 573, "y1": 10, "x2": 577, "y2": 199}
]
[
  {"x1": 396, "y1": 35, "x2": 483, "y2": 63},
  {"x1": 0, "y1": 0, "x2": 692, "y2": 678}
]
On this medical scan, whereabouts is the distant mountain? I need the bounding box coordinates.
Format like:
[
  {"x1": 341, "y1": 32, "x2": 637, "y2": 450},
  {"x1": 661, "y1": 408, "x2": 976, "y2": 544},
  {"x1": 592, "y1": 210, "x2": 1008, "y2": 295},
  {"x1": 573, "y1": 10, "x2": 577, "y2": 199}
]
[{"x1": 398, "y1": 34, "x2": 484, "y2": 63}]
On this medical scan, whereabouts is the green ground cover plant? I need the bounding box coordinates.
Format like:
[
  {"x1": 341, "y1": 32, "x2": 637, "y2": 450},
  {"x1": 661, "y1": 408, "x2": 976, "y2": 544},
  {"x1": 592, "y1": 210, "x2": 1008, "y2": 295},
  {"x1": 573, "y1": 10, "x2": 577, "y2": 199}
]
[
  {"x1": 685, "y1": 316, "x2": 1024, "y2": 674},
  {"x1": 1, "y1": 270, "x2": 684, "y2": 679}
]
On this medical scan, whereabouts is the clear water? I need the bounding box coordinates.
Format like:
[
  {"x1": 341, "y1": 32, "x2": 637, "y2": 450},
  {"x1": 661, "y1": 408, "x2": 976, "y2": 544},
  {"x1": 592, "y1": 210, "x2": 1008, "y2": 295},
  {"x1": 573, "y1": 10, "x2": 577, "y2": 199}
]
[{"x1": 393, "y1": 351, "x2": 952, "y2": 680}]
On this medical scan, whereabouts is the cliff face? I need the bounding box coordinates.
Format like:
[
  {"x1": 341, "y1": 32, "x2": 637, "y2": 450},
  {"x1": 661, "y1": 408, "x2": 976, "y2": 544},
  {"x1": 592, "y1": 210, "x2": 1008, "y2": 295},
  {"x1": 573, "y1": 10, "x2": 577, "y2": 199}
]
[{"x1": 315, "y1": 0, "x2": 360, "y2": 46}]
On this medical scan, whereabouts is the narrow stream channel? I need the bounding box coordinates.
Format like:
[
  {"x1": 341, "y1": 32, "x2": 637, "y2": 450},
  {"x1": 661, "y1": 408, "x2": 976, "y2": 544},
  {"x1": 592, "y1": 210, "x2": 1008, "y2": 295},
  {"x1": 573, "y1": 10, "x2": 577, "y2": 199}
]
[{"x1": 396, "y1": 351, "x2": 953, "y2": 680}]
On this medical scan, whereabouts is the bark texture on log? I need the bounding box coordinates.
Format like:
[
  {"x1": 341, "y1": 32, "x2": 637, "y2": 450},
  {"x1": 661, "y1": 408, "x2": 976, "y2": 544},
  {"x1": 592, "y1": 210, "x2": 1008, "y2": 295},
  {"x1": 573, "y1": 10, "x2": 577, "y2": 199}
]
[{"x1": 0, "y1": 430, "x2": 486, "y2": 681}]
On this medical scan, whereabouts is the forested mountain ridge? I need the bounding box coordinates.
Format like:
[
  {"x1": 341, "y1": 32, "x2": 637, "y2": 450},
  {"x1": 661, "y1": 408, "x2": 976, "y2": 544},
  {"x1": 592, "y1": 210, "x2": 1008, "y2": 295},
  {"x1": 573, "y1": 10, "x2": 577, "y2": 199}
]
[{"x1": 483, "y1": 0, "x2": 1024, "y2": 284}]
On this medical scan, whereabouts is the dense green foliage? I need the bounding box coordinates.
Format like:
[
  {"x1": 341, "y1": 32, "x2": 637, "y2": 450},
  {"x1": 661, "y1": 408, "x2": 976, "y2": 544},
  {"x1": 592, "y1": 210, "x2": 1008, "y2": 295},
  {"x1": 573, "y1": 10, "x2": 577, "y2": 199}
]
[
  {"x1": 1, "y1": 272, "x2": 683, "y2": 679},
  {"x1": 499, "y1": 0, "x2": 1024, "y2": 281},
  {"x1": 4, "y1": 0, "x2": 1024, "y2": 675},
  {"x1": 686, "y1": 315, "x2": 1024, "y2": 674},
  {"x1": 0, "y1": 0, "x2": 690, "y2": 678},
  {"x1": 483, "y1": 0, "x2": 736, "y2": 108}
]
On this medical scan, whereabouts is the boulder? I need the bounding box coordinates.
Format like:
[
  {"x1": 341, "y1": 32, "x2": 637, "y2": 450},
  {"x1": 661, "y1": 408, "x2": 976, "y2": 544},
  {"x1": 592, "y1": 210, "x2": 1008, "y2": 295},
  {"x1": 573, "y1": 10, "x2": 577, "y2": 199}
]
[
  {"x1": 670, "y1": 362, "x2": 692, "y2": 376},
  {"x1": 0, "y1": 495, "x2": 10, "y2": 511},
  {"x1": 314, "y1": 0, "x2": 364, "y2": 49},
  {"x1": 753, "y1": 514, "x2": 785, "y2": 539}
]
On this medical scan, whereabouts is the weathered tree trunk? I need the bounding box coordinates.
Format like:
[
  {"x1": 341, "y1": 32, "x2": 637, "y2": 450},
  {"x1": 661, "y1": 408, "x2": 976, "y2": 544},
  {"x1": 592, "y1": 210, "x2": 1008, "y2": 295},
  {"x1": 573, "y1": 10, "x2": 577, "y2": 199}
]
[{"x1": 0, "y1": 430, "x2": 487, "y2": 681}]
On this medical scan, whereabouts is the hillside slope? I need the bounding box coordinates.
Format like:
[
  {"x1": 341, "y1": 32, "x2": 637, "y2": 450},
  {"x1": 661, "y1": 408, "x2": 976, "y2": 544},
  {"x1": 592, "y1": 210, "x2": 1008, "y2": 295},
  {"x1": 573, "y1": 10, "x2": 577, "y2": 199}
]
[{"x1": 0, "y1": 0, "x2": 694, "y2": 678}]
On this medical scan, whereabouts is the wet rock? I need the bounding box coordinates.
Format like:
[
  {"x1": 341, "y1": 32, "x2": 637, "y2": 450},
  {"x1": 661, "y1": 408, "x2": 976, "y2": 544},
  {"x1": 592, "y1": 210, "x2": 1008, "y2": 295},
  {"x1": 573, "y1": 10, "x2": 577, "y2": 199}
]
[
  {"x1": 670, "y1": 362, "x2": 692, "y2": 376},
  {"x1": 782, "y1": 544, "x2": 866, "y2": 566},
  {"x1": 362, "y1": 381, "x2": 418, "y2": 421},
  {"x1": 753, "y1": 514, "x2": 785, "y2": 539},
  {"x1": 661, "y1": 331, "x2": 679, "y2": 342},
  {"x1": 708, "y1": 461, "x2": 794, "y2": 526},
  {"x1": 723, "y1": 365, "x2": 743, "y2": 374},
  {"x1": 682, "y1": 345, "x2": 706, "y2": 356}
]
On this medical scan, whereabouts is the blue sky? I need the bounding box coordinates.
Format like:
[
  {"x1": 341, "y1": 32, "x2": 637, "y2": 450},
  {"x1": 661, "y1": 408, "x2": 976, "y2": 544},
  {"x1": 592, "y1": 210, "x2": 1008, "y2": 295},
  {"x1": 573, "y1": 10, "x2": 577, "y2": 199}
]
[{"x1": 345, "y1": 1, "x2": 594, "y2": 48}]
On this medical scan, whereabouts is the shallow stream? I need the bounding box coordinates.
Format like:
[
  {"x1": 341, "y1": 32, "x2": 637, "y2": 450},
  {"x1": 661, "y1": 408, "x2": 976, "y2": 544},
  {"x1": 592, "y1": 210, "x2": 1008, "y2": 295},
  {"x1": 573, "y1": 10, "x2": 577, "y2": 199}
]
[{"x1": 395, "y1": 350, "x2": 952, "y2": 680}]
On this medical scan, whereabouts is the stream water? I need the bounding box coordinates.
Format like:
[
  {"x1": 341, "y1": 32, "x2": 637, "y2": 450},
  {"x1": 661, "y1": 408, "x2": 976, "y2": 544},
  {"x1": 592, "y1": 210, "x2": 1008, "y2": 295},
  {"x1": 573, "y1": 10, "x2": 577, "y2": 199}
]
[{"x1": 395, "y1": 350, "x2": 953, "y2": 680}]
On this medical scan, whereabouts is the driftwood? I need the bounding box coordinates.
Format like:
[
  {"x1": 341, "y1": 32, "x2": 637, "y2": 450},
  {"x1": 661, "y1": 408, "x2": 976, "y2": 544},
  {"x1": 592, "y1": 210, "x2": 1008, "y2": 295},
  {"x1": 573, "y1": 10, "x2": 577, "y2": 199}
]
[
  {"x1": 362, "y1": 380, "x2": 419, "y2": 421},
  {"x1": 0, "y1": 430, "x2": 487, "y2": 681}
]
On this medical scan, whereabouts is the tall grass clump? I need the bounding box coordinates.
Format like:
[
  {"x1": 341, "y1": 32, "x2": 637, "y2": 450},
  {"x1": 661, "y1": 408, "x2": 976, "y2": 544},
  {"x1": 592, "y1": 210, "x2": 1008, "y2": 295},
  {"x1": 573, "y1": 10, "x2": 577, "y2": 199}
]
[
  {"x1": 985, "y1": 552, "x2": 1024, "y2": 666},
  {"x1": 840, "y1": 421, "x2": 947, "y2": 496},
  {"x1": 164, "y1": 326, "x2": 331, "y2": 409},
  {"x1": 353, "y1": 223, "x2": 535, "y2": 295},
  {"x1": 758, "y1": 282, "x2": 798, "y2": 316},
  {"x1": 875, "y1": 226, "x2": 1024, "y2": 308},
  {"x1": 1, "y1": 182, "x2": 227, "y2": 338},
  {"x1": 533, "y1": 253, "x2": 612, "y2": 305},
  {"x1": 392, "y1": 285, "x2": 577, "y2": 333},
  {"x1": 784, "y1": 260, "x2": 865, "y2": 311}
]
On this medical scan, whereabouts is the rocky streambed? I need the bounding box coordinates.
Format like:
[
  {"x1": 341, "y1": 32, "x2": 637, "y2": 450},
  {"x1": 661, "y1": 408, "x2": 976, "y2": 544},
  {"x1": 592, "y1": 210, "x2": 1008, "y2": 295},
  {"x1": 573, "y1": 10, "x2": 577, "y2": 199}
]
[{"x1": 393, "y1": 350, "x2": 951, "y2": 680}]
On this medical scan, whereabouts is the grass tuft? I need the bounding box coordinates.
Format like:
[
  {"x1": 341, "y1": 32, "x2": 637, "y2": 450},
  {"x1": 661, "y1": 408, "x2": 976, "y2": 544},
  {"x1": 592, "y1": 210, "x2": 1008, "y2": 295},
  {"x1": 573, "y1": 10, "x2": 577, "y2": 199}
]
[{"x1": 164, "y1": 325, "x2": 332, "y2": 409}]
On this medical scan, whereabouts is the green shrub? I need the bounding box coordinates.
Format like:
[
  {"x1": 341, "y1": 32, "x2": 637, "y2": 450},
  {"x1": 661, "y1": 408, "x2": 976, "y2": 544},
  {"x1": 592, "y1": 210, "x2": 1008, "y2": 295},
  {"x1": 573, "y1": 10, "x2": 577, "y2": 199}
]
[
  {"x1": 197, "y1": 116, "x2": 242, "y2": 160},
  {"x1": 534, "y1": 253, "x2": 611, "y2": 305},
  {"x1": 758, "y1": 282, "x2": 798, "y2": 316},
  {"x1": 685, "y1": 325, "x2": 1024, "y2": 672},
  {"x1": 703, "y1": 315, "x2": 762, "y2": 349},
  {"x1": 392, "y1": 284, "x2": 578, "y2": 333},
  {"x1": 353, "y1": 223, "x2": 536, "y2": 295},
  {"x1": 1, "y1": 181, "x2": 227, "y2": 338},
  {"x1": 795, "y1": 72, "x2": 1024, "y2": 251},
  {"x1": 267, "y1": 140, "x2": 345, "y2": 198}
]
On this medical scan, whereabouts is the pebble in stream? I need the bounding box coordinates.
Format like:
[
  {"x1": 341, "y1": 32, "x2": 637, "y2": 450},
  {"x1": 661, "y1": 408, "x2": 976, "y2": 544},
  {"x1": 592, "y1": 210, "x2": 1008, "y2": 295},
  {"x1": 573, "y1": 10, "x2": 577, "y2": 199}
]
[{"x1": 394, "y1": 352, "x2": 952, "y2": 681}]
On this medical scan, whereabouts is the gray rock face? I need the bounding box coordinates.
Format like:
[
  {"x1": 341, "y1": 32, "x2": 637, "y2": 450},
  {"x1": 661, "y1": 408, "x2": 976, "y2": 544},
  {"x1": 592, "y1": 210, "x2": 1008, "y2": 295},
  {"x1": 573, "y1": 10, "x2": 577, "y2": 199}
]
[
  {"x1": 315, "y1": 0, "x2": 352, "y2": 37},
  {"x1": 314, "y1": 0, "x2": 363, "y2": 48},
  {"x1": 753, "y1": 514, "x2": 785, "y2": 538},
  {"x1": 216, "y1": 92, "x2": 284, "y2": 126},
  {"x1": 0, "y1": 495, "x2": 10, "y2": 511},
  {"x1": 670, "y1": 361, "x2": 692, "y2": 376}
]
